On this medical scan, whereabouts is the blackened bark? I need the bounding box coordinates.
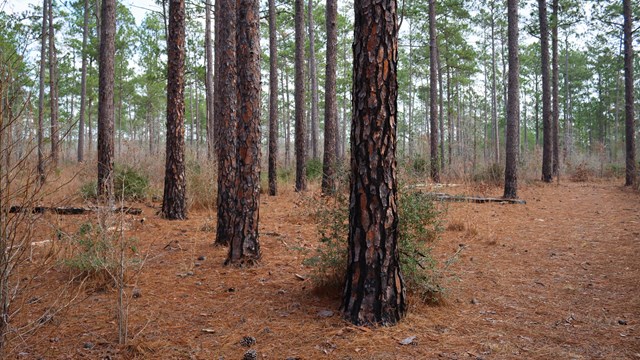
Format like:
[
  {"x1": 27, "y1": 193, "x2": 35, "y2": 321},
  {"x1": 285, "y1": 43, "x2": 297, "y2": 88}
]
[
  {"x1": 205, "y1": 0, "x2": 215, "y2": 160},
  {"x1": 551, "y1": 0, "x2": 559, "y2": 176},
  {"x1": 539, "y1": 0, "x2": 552, "y2": 182},
  {"x1": 268, "y1": 0, "x2": 278, "y2": 196},
  {"x1": 48, "y1": 0, "x2": 59, "y2": 168},
  {"x1": 162, "y1": 0, "x2": 187, "y2": 220},
  {"x1": 294, "y1": 0, "x2": 307, "y2": 192},
  {"x1": 37, "y1": 0, "x2": 47, "y2": 183},
  {"x1": 321, "y1": 0, "x2": 338, "y2": 195},
  {"x1": 429, "y1": 0, "x2": 439, "y2": 183},
  {"x1": 78, "y1": 0, "x2": 89, "y2": 163},
  {"x1": 226, "y1": 0, "x2": 262, "y2": 265},
  {"x1": 97, "y1": 0, "x2": 115, "y2": 199},
  {"x1": 504, "y1": 0, "x2": 519, "y2": 199},
  {"x1": 308, "y1": 0, "x2": 319, "y2": 160},
  {"x1": 215, "y1": 0, "x2": 238, "y2": 245},
  {"x1": 623, "y1": 0, "x2": 636, "y2": 186},
  {"x1": 342, "y1": 0, "x2": 406, "y2": 326}
]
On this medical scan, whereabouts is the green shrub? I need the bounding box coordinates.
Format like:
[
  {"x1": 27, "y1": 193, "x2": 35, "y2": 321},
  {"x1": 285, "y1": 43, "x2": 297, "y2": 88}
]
[
  {"x1": 472, "y1": 162, "x2": 503, "y2": 185},
  {"x1": 80, "y1": 165, "x2": 150, "y2": 201},
  {"x1": 304, "y1": 189, "x2": 446, "y2": 302},
  {"x1": 306, "y1": 158, "x2": 324, "y2": 180}
]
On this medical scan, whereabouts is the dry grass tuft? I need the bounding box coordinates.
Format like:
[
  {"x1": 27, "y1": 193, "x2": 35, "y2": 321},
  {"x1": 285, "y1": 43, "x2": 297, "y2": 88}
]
[{"x1": 447, "y1": 220, "x2": 465, "y2": 232}]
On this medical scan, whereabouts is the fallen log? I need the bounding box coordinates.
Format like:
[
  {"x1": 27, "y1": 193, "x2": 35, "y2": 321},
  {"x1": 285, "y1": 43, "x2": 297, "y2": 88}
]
[
  {"x1": 9, "y1": 206, "x2": 143, "y2": 215},
  {"x1": 427, "y1": 193, "x2": 526, "y2": 205}
]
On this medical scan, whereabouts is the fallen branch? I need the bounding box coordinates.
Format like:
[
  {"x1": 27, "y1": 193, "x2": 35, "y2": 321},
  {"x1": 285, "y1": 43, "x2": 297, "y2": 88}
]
[
  {"x1": 9, "y1": 205, "x2": 143, "y2": 215},
  {"x1": 427, "y1": 193, "x2": 526, "y2": 205}
]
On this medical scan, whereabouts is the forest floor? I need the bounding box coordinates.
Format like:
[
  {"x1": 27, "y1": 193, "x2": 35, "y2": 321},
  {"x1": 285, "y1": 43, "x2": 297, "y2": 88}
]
[{"x1": 9, "y1": 177, "x2": 640, "y2": 359}]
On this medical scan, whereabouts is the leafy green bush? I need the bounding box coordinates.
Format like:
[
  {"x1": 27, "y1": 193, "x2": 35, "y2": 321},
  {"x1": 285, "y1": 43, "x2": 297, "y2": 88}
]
[
  {"x1": 472, "y1": 162, "x2": 503, "y2": 185},
  {"x1": 304, "y1": 189, "x2": 446, "y2": 302},
  {"x1": 80, "y1": 165, "x2": 150, "y2": 201},
  {"x1": 306, "y1": 158, "x2": 324, "y2": 180}
]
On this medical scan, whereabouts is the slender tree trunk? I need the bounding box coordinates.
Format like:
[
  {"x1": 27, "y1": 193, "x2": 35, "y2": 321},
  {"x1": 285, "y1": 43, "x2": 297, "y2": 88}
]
[
  {"x1": 429, "y1": 0, "x2": 439, "y2": 183},
  {"x1": 343, "y1": 0, "x2": 406, "y2": 326},
  {"x1": 321, "y1": 0, "x2": 338, "y2": 194},
  {"x1": 504, "y1": 0, "x2": 519, "y2": 199},
  {"x1": 281, "y1": 69, "x2": 290, "y2": 167},
  {"x1": 490, "y1": 2, "x2": 499, "y2": 164},
  {"x1": 215, "y1": 0, "x2": 238, "y2": 245},
  {"x1": 78, "y1": 0, "x2": 89, "y2": 163},
  {"x1": 268, "y1": 0, "x2": 278, "y2": 196},
  {"x1": 97, "y1": 0, "x2": 115, "y2": 199},
  {"x1": 535, "y1": 71, "x2": 539, "y2": 146},
  {"x1": 48, "y1": 0, "x2": 59, "y2": 168},
  {"x1": 37, "y1": 0, "x2": 47, "y2": 183},
  {"x1": 551, "y1": 0, "x2": 559, "y2": 176},
  {"x1": 307, "y1": 0, "x2": 319, "y2": 160},
  {"x1": 623, "y1": 0, "x2": 636, "y2": 186},
  {"x1": 539, "y1": 0, "x2": 552, "y2": 182},
  {"x1": 438, "y1": 52, "x2": 445, "y2": 173},
  {"x1": 446, "y1": 66, "x2": 452, "y2": 165},
  {"x1": 227, "y1": 0, "x2": 262, "y2": 264},
  {"x1": 563, "y1": 35, "x2": 570, "y2": 161},
  {"x1": 205, "y1": 0, "x2": 215, "y2": 160},
  {"x1": 294, "y1": 0, "x2": 307, "y2": 191},
  {"x1": 407, "y1": 26, "x2": 414, "y2": 157}
]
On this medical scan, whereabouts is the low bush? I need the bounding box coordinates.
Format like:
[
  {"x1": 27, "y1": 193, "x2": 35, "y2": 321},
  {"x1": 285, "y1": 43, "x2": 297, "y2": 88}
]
[
  {"x1": 304, "y1": 189, "x2": 446, "y2": 303},
  {"x1": 80, "y1": 165, "x2": 150, "y2": 201},
  {"x1": 306, "y1": 158, "x2": 324, "y2": 181}
]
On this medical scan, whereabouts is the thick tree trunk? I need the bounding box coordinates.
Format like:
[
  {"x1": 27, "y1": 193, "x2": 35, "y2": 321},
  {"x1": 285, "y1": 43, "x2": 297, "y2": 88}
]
[
  {"x1": 294, "y1": 0, "x2": 307, "y2": 191},
  {"x1": 48, "y1": 0, "x2": 59, "y2": 168},
  {"x1": 227, "y1": 0, "x2": 262, "y2": 265},
  {"x1": 205, "y1": 0, "x2": 215, "y2": 160},
  {"x1": 623, "y1": 0, "x2": 636, "y2": 186},
  {"x1": 504, "y1": 0, "x2": 519, "y2": 199},
  {"x1": 162, "y1": 0, "x2": 187, "y2": 220},
  {"x1": 321, "y1": 0, "x2": 338, "y2": 194},
  {"x1": 97, "y1": 0, "x2": 115, "y2": 199},
  {"x1": 37, "y1": 0, "x2": 47, "y2": 184},
  {"x1": 430, "y1": 0, "x2": 439, "y2": 183},
  {"x1": 308, "y1": 0, "x2": 319, "y2": 160},
  {"x1": 551, "y1": 0, "x2": 559, "y2": 176},
  {"x1": 343, "y1": 0, "x2": 406, "y2": 326},
  {"x1": 539, "y1": 0, "x2": 552, "y2": 182},
  {"x1": 78, "y1": 0, "x2": 89, "y2": 163},
  {"x1": 215, "y1": 0, "x2": 238, "y2": 245},
  {"x1": 268, "y1": 0, "x2": 278, "y2": 196}
]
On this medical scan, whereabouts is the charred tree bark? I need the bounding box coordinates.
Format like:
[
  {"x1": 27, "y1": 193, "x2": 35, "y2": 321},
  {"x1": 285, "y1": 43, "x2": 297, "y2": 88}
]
[
  {"x1": 342, "y1": 0, "x2": 406, "y2": 326},
  {"x1": 78, "y1": 0, "x2": 89, "y2": 163},
  {"x1": 162, "y1": 0, "x2": 187, "y2": 220},
  {"x1": 48, "y1": 0, "x2": 59, "y2": 168},
  {"x1": 321, "y1": 0, "x2": 338, "y2": 195},
  {"x1": 227, "y1": 0, "x2": 262, "y2": 265},
  {"x1": 37, "y1": 0, "x2": 47, "y2": 184},
  {"x1": 97, "y1": 0, "x2": 115, "y2": 199},
  {"x1": 504, "y1": 0, "x2": 519, "y2": 199},
  {"x1": 623, "y1": 0, "x2": 636, "y2": 186},
  {"x1": 268, "y1": 0, "x2": 278, "y2": 196},
  {"x1": 294, "y1": 0, "x2": 307, "y2": 192},
  {"x1": 205, "y1": 0, "x2": 215, "y2": 160},
  {"x1": 429, "y1": 0, "x2": 439, "y2": 183},
  {"x1": 539, "y1": 0, "x2": 552, "y2": 182},
  {"x1": 215, "y1": 0, "x2": 238, "y2": 245}
]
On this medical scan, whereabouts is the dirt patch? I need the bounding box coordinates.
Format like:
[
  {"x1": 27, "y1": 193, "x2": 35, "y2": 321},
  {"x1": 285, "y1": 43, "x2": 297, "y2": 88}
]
[{"x1": 10, "y1": 180, "x2": 640, "y2": 359}]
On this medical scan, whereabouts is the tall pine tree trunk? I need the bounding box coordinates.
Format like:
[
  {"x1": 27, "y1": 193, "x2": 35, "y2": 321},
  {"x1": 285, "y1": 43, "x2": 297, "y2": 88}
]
[
  {"x1": 343, "y1": 0, "x2": 406, "y2": 326},
  {"x1": 429, "y1": 0, "x2": 439, "y2": 183},
  {"x1": 504, "y1": 0, "x2": 519, "y2": 199},
  {"x1": 321, "y1": 0, "x2": 337, "y2": 194},
  {"x1": 490, "y1": 1, "x2": 499, "y2": 164},
  {"x1": 215, "y1": 0, "x2": 238, "y2": 245},
  {"x1": 205, "y1": 0, "x2": 215, "y2": 160},
  {"x1": 623, "y1": 0, "x2": 636, "y2": 186},
  {"x1": 294, "y1": 0, "x2": 307, "y2": 191},
  {"x1": 268, "y1": 0, "x2": 278, "y2": 196},
  {"x1": 78, "y1": 0, "x2": 89, "y2": 163},
  {"x1": 48, "y1": 0, "x2": 59, "y2": 168},
  {"x1": 227, "y1": 0, "x2": 262, "y2": 264},
  {"x1": 551, "y1": 0, "x2": 559, "y2": 176},
  {"x1": 37, "y1": 0, "x2": 47, "y2": 183},
  {"x1": 539, "y1": 0, "x2": 552, "y2": 182},
  {"x1": 97, "y1": 0, "x2": 115, "y2": 199},
  {"x1": 307, "y1": 0, "x2": 319, "y2": 160}
]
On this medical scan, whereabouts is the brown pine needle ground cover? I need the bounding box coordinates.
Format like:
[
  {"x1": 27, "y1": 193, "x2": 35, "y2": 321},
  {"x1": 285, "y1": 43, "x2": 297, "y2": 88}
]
[{"x1": 11, "y1": 179, "x2": 640, "y2": 359}]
